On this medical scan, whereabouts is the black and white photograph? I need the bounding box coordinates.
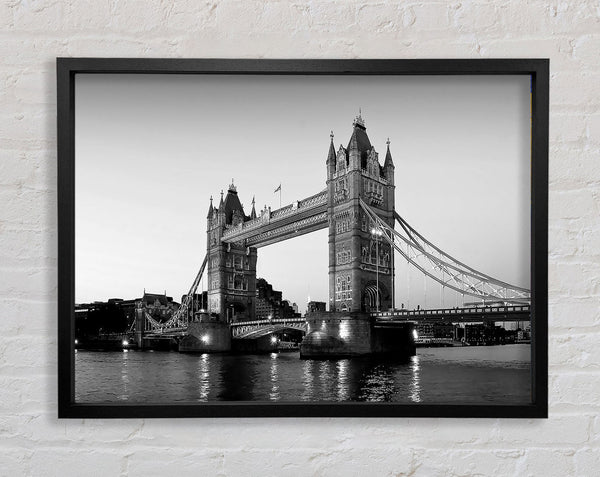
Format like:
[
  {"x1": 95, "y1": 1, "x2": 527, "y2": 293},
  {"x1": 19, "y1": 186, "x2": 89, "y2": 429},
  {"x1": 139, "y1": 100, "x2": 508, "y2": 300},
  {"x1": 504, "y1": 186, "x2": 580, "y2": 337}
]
[{"x1": 61, "y1": 61, "x2": 545, "y2": 416}]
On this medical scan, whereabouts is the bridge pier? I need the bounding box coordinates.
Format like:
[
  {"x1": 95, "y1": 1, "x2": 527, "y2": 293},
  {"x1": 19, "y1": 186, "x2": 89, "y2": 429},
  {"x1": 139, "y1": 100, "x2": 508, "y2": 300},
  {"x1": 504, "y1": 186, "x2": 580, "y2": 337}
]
[
  {"x1": 179, "y1": 313, "x2": 231, "y2": 353},
  {"x1": 300, "y1": 311, "x2": 416, "y2": 359}
]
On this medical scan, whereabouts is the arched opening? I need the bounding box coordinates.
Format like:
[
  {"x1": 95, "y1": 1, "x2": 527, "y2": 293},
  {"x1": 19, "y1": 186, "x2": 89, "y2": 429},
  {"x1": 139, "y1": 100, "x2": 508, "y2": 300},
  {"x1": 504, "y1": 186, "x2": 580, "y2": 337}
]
[
  {"x1": 363, "y1": 281, "x2": 388, "y2": 312},
  {"x1": 363, "y1": 285, "x2": 380, "y2": 312}
]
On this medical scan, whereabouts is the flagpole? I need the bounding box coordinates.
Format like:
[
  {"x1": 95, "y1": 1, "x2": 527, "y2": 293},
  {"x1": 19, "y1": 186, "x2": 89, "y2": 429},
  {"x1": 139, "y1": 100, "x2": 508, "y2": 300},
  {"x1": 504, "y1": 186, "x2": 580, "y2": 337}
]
[{"x1": 279, "y1": 183, "x2": 282, "y2": 208}]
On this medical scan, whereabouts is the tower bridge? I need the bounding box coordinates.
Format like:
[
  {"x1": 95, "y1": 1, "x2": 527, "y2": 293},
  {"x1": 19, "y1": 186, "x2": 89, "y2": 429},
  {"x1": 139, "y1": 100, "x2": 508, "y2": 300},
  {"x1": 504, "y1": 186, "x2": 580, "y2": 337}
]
[{"x1": 133, "y1": 113, "x2": 531, "y2": 357}]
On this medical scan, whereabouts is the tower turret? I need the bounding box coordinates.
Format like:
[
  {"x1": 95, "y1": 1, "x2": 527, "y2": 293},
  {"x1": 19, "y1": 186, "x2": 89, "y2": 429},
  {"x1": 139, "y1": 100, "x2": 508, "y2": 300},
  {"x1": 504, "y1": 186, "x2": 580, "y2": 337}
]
[
  {"x1": 207, "y1": 195, "x2": 213, "y2": 219},
  {"x1": 327, "y1": 113, "x2": 395, "y2": 313},
  {"x1": 206, "y1": 182, "x2": 258, "y2": 322},
  {"x1": 347, "y1": 111, "x2": 372, "y2": 171},
  {"x1": 327, "y1": 131, "x2": 336, "y2": 180},
  {"x1": 384, "y1": 138, "x2": 395, "y2": 184},
  {"x1": 250, "y1": 196, "x2": 257, "y2": 220}
]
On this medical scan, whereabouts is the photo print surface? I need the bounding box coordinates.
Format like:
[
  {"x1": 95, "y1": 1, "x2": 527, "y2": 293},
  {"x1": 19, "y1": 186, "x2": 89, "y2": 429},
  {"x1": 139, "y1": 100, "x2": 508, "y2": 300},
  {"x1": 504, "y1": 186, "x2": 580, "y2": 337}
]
[{"x1": 74, "y1": 74, "x2": 532, "y2": 404}]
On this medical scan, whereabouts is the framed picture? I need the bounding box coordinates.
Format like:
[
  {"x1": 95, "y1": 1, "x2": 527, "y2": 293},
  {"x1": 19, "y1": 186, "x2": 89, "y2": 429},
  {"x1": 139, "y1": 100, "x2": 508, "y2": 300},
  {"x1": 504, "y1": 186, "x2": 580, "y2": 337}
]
[{"x1": 57, "y1": 59, "x2": 548, "y2": 418}]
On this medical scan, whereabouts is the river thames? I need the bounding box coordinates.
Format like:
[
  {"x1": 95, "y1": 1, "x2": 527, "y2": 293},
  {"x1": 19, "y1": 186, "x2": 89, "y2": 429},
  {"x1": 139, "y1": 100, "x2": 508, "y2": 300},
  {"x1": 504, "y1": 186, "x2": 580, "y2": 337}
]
[{"x1": 75, "y1": 344, "x2": 531, "y2": 404}]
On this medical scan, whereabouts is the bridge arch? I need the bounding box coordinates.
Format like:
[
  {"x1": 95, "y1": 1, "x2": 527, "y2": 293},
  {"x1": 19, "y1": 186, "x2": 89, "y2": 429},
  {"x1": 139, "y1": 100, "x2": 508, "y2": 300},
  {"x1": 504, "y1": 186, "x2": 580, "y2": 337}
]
[{"x1": 362, "y1": 281, "x2": 389, "y2": 312}]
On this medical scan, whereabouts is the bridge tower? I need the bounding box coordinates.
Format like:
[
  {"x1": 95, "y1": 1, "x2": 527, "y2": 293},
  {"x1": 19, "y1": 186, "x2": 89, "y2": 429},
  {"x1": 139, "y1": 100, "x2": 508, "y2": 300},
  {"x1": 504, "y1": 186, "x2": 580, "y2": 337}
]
[
  {"x1": 206, "y1": 182, "x2": 258, "y2": 322},
  {"x1": 327, "y1": 113, "x2": 395, "y2": 313}
]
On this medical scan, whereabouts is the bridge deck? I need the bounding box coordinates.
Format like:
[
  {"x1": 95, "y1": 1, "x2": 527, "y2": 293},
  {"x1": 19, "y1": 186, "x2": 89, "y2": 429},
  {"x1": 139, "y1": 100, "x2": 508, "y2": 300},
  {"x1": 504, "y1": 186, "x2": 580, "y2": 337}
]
[
  {"x1": 373, "y1": 305, "x2": 530, "y2": 323},
  {"x1": 221, "y1": 189, "x2": 327, "y2": 247}
]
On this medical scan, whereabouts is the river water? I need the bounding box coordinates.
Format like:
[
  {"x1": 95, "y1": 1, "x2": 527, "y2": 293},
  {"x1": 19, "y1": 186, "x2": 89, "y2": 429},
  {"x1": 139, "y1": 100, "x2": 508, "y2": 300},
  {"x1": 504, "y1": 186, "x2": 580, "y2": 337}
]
[{"x1": 75, "y1": 344, "x2": 531, "y2": 404}]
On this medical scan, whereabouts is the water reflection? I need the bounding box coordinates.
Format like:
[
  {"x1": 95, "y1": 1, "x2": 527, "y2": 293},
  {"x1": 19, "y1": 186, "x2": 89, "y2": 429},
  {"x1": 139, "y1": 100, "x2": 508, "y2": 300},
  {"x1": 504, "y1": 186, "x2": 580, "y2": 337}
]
[
  {"x1": 409, "y1": 355, "x2": 421, "y2": 402},
  {"x1": 118, "y1": 347, "x2": 130, "y2": 401},
  {"x1": 269, "y1": 352, "x2": 279, "y2": 401},
  {"x1": 198, "y1": 353, "x2": 210, "y2": 401},
  {"x1": 336, "y1": 360, "x2": 349, "y2": 401},
  {"x1": 75, "y1": 345, "x2": 532, "y2": 404}
]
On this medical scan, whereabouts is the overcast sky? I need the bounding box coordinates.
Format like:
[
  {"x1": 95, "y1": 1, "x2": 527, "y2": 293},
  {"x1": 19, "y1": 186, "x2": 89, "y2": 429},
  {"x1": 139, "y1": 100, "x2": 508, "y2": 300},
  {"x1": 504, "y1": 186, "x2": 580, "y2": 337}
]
[{"x1": 75, "y1": 73, "x2": 530, "y2": 311}]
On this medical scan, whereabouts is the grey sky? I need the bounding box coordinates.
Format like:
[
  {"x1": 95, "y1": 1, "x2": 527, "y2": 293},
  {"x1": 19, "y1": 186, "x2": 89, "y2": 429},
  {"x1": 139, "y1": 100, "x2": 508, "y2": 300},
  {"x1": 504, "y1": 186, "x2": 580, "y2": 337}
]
[{"x1": 75, "y1": 74, "x2": 530, "y2": 311}]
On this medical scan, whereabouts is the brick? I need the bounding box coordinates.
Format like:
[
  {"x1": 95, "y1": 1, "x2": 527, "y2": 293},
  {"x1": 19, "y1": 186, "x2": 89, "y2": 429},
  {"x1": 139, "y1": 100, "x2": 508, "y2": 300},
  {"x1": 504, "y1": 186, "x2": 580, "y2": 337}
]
[
  {"x1": 587, "y1": 113, "x2": 600, "y2": 145},
  {"x1": 548, "y1": 261, "x2": 600, "y2": 298},
  {"x1": 550, "y1": 146, "x2": 600, "y2": 186},
  {"x1": 572, "y1": 34, "x2": 600, "y2": 69},
  {"x1": 575, "y1": 448, "x2": 600, "y2": 477},
  {"x1": 552, "y1": 71, "x2": 600, "y2": 108},
  {"x1": 550, "y1": 372, "x2": 600, "y2": 407},
  {"x1": 551, "y1": 332, "x2": 600, "y2": 369},
  {"x1": 520, "y1": 449, "x2": 577, "y2": 476},
  {"x1": 549, "y1": 188, "x2": 599, "y2": 221},
  {"x1": 30, "y1": 450, "x2": 123, "y2": 477},
  {"x1": 548, "y1": 297, "x2": 600, "y2": 328},
  {"x1": 550, "y1": 113, "x2": 587, "y2": 144},
  {"x1": 0, "y1": 449, "x2": 33, "y2": 477},
  {"x1": 414, "y1": 448, "x2": 523, "y2": 477},
  {"x1": 356, "y1": 4, "x2": 402, "y2": 33},
  {"x1": 126, "y1": 449, "x2": 224, "y2": 477},
  {"x1": 11, "y1": 0, "x2": 66, "y2": 31}
]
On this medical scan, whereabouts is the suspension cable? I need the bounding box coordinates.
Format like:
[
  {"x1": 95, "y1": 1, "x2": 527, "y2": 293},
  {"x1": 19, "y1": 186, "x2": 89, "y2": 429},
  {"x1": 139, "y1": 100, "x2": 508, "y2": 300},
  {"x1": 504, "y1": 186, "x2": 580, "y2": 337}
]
[{"x1": 359, "y1": 199, "x2": 530, "y2": 302}]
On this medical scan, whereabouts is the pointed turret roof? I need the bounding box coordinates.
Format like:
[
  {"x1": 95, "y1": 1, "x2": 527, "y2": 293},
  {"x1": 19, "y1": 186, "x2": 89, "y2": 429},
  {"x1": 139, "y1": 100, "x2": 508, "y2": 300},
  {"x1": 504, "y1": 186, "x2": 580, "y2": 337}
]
[
  {"x1": 327, "y1": 131, "x2": 336, "y2": 164},
  {"x1": 222, "y1": 180, "x2": 245, "y2": 224},
  {"x1": 384, "y1": 138, "x2": 394, "y2": 168},
  {"x1": 347, "y1": 112, "x2": 373, "y2": 168},
  {"x1": 207, "y1": 195, "x2": 214, "y2": 218},
  {"x1": 250, "y1": 196, "x2": 257, "y2": 220}
]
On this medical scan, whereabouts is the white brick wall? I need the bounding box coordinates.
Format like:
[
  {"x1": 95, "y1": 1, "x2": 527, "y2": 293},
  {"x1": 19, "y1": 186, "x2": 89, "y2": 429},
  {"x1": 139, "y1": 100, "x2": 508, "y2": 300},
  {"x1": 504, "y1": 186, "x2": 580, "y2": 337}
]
[{"x1": 1, "y1": 1, "x2": 599, "y2": 475}]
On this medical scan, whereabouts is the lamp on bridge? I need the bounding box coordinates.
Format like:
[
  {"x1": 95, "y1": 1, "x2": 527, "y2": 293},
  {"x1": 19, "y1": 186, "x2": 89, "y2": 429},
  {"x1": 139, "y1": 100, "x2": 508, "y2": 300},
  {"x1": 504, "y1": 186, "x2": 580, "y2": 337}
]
[{"x1": 371, "y1": 227, "x2": 384, "y2": 312}]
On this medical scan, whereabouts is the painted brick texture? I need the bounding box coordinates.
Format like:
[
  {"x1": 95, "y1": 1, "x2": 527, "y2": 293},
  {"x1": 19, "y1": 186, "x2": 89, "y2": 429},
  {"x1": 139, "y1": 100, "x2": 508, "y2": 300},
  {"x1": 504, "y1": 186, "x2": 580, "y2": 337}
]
[{"x1": 1, "y1": 1, "x2": 599, "y2": 475}]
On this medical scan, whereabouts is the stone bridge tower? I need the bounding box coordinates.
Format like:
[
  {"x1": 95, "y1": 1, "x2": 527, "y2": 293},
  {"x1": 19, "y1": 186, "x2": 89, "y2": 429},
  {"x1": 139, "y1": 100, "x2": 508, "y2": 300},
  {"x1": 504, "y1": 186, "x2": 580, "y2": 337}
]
[
  {"x1": 206, "y1": 182, "x2": 258, "y2": 322},
  {"x1": 327, "y1": 114, "x2": 395, "y2": 312}
]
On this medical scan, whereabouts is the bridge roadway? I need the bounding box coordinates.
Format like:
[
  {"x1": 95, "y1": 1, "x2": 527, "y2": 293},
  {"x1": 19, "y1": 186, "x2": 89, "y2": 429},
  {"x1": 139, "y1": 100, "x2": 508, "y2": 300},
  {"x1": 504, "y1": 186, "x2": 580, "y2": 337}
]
[
  {"x1": 372, "y1": 304, "x2": 530, "y2": 324},
  {"x1": 230, "y1": 317, "x2": 307, "y2": 339},
  {"x1": 221, "y1": 189, "x2": 327, "y2": 247},
  {"x1": 142, "y1": 305, "x2": 529, "y2": 341}
]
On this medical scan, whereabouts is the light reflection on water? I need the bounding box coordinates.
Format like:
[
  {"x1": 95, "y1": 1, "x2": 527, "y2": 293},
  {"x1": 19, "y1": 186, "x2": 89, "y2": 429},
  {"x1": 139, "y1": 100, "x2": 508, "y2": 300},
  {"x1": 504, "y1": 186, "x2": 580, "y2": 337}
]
[
  {"x1": 75, "y1": 345, "x2": 531, "y2": 404},
  {"x1": 410, "y1": 355, "x2": 421, "y2": 403},
  {"x1": 198, "y1": 353, "x2": 210, "y2": 401},
  {"x1": 269, "y1": 352, "x2": 279, "y2": 401}
]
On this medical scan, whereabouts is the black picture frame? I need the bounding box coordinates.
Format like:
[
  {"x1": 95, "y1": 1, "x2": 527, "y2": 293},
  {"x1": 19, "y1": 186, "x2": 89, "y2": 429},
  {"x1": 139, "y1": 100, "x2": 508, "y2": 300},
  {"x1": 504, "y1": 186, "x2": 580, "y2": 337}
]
[{"x1": 57, "y1": 58, "x2": 548, "y2": 418}]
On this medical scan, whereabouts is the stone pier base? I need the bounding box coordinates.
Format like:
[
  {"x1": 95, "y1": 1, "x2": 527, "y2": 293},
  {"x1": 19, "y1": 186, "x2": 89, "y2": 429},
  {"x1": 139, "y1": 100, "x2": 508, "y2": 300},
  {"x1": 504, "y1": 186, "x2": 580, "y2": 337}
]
[
  {"x1": 300, "y1": 311, "x2": 415, "y2": 359},
  {"x1": 179, "y1": 315, "x2": 231, "y2": 353}
]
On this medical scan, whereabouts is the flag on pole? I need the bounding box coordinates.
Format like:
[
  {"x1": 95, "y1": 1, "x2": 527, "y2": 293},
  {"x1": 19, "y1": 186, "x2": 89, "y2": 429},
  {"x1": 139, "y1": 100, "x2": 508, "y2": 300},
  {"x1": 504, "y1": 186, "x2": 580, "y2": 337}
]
[{"x1": 274, "y1": 184, "x2": 281, "y2": 193}]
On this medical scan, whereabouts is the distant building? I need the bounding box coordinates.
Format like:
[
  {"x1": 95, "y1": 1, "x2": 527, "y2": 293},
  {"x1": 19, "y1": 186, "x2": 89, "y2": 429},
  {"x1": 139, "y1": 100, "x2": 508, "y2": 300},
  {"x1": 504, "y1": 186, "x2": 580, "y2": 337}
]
[
  {"x1": 142, "y1": 292, "x2": 179, "y2": 322},
  {"x1": 255, "y1": 278, "x2": 301, "y2": 321},
  {"x1": 180, "y1": 291, "x2": 209, "y2": 321},
  {"x1": 75, "y1": 291, "x2": 180, "y2": 340},
  {"x1": 306, "y1": 301, "x2": 326, "y2": 314}
]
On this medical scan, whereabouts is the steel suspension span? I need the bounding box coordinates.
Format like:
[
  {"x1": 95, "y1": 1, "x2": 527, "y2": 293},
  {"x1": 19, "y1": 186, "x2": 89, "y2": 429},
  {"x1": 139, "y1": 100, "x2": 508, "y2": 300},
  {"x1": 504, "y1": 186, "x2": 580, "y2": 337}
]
[
  {"x1": 143, "y1": 254, "x2": 208, "y2": 333},
  {"x1": 359, "y1": 198, "x2": 531, "y2": 304}
]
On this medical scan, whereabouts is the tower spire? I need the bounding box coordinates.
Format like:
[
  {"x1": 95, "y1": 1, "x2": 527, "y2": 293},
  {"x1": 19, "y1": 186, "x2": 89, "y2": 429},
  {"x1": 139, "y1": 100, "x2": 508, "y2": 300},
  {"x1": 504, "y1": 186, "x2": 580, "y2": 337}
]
[
  {"x1": 353, "y1": 109, "x2": 365, "y2": 129},
  {"x1": 327, "y1": 130, "x2": 336, "y2": 164},
  {"x1": 207, "y1": 195, "x2": 214, "y2": 218},
  {"x1": 384, "y1": 137, "x2": 394, "y2": 168},
  {"x1": 250, "y1": 195, "x2": 257, "y2": 220}
]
